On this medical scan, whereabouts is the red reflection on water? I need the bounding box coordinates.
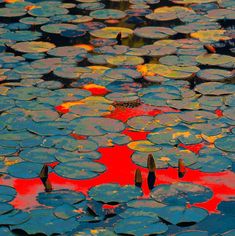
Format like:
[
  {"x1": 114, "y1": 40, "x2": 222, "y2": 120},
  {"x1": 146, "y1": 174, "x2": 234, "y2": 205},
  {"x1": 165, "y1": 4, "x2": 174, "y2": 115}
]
[{"x1": 1, "y1": 104, "x2": 234, "y2": 214}]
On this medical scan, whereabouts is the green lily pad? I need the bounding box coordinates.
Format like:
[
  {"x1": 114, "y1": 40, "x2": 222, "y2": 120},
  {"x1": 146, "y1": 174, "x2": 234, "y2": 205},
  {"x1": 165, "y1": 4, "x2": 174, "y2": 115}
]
[
  {"x1": 10, "y1": 41, "x2": 56, "y2": 53},
  {"x1": 47, "y1": 46, "x2": 86, "y2": 57},
  {"x1": 90, "y1": 27, "x2": 133, "y2": 39},
  {"x1": 88, "y1": 184, "x2": 142, "y2": 203},
  {"x1": 223, "y1": 108, "x2": 235, "y2": 121},
  {"x1": 8, "y1": 162, "x2": 47, "y2": 179},
  {"x1": 19, "y1": 147, "x2": 57, "y2": 163},
  {"x1": 105, "y1": 92, "x2": 139, "y2": 103},
  {"x1": 29, "y1": 6, "x2": 68, "y2": 17},
  {"x1": 53, "y1": 203, "x2": 81, "y2": 220},
  {"x1": 69, "y1": 97, "x2": 114, "y2": 117},
  {"x1": 70, "y1": 117, "x2": 125, "y2": 136},
  {"x1": 195, "y1": 82, "x2": 235, "y2": 96},
  {"x1": 196, "y1": 54, "x2": 235, "y2": 68},
  {"x1": 53, "y1": 66, "x2": 91, "y2": 79},
  {"x1": 0, "y1": 8, "x2": 26, "y2": 17},
  {"x1": 54, "y1": 161, "x2": 106, "y2": 180},
  {"x1": 128, "y1": 140, "x2": 161, "y2": 152},
  {"x1": 89, "y1": 133, "x2": 131, "y2": 147},
  {"x1": 131, "y1": 146, "x2": 197, "y2": 168},
  {"x1": 90, "y1": 9, "x2": 126, "y2": 20},
  {"x1": 176, "y1": 231, "x2": 208, "y2": 236},
  {"x1": 11, "y1": 208, "x2": 78, "y2": 235},
  {"x1": 55, "y1": 151, "x2": 101, "y2": 162},
  {"x1": 0, "y1": 185, "x2": 16, "y2": 203},
  {"x1": 127, "y1": 115, "x2": 164, "y2": 131},
  {"x1": 0, "y1": 210, "x2": 29, "y2": 225},
  {"x1": 151, "y1": 182, "x2": 212, "y2": 205},
  {"x1": 114, "y1": 216, "x2": 168, "y2": 236},
  {"x1": 156, "y1": 205, "x2": 208, "y2": 225},
  {"x1": 215, "y1": 135, "x2": 235, "y2": 153},
  {"x1": 19, "y1": 17, "x2": 49, "y2": 25},
  {"x1": 197, "y1": 69, "x2": 234, "y2": 82},
  {"x1": 37, "y1": 189, "x2": 85, "y2": 207},
  {"x1": 42, "y1": 136, "x2": 98, "y2": 152}
]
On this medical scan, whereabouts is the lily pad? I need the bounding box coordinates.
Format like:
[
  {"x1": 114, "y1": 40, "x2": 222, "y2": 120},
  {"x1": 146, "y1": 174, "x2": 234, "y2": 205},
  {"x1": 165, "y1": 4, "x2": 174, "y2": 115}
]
[
  {"x1": 8, "y1": 162, "x2": 47, "y2": 179},
  {"x1": 134, "y1": 26, "x2": 176, "y2": 39},
  {"x1": 11, "y1": 208, "x2": 78, "y2": 235},
  {"x1": 90, "y1": 27, "x2": 133, "y2": 39},
  {"x1": 151, "y1": 182, "x2": 212, "y2": 205},
  {"x1": 89, "y1": 133, "x2": 131, "y2": 147},
  {"x1": 88, "y1": 184, "x2": 142, "y2": 203},
  {"x1": 0, "y1": 185, "x2": 16, "y2": 203},
  {"x1": 54, "y1": 161, "x2": 106, "y2": 180},
  {"x1": 70, "y1": 117, "x2": 125, "y2": 136},
  {"x1": 114, "y1": 216, "x2": 168, "y2": 236},
  {"x1": 10, "y1": 41, "x2": 55, "y2": 53},
  {"x1": 156, "y1": 205, "x2": 208, "y2": 225},
  {"x1": 19, "y1": 147, "x2": 57, "y2": 163},
  {"x1": 90, "y1": 9, "x2": 126, "y2": 20},
  {"x1": 37, "y1": 189, "x2": 85, "y2": 207},
  {"x1": 215, "y1": 135, "x2": 235, "y2": 153}
]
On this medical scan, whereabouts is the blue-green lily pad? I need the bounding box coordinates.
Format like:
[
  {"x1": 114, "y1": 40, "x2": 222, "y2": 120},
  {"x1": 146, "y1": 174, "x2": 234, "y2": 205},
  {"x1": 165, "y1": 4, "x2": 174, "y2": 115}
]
[{"x1": 88, "y1": 184, "x2": 142, "y2": 203}]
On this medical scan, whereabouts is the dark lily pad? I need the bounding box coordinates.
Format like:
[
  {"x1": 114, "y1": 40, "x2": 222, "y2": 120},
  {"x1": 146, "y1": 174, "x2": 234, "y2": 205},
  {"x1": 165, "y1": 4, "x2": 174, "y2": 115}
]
[
  {"x1": 11, "y1": 208, "x2": 78, "y2": 235},
  {"x1": 176, "y1": 230, "x2": 209, "y2": 236},
  {"x1": 156, "y1": 205, "x2": 208, "y2": 225},
  {"x1": 0, "y1": 210, "x2": 29, "y2": 225},
  {"x1": 37, "y1": 189, "x2": 85, "y2": 207}
]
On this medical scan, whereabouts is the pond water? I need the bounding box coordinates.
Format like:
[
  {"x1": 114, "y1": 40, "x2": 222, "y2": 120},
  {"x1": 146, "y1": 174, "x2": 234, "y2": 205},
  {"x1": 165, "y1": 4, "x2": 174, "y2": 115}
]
[{"x1": 0, "y1": 0, "x2": 235, "y2": 235}]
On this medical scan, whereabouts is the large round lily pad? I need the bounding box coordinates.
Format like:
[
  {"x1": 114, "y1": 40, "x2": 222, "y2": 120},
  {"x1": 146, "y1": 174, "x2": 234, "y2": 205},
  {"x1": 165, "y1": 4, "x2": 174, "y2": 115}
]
[
  {"x1": 19, "y1": 148, "x2": 57, "y2": 163},
  {"x1": 90, "y1": 9, "x2": 126, "y2": 20},
  {"x1": 134, "y1": 26, "x2": 176, "y2": 39},
  {"x1": 88, "y1": 184, "x2": 142, "y2": 203},
  {"x1": 10, "y1": 41, "x2": 55, "y2": 53},
  {"x1": 151, "y1": 182, "x2": 212, "y2": 205},
  {"x1": 155, "y1": 205, "x2": 208, "y2": 225},
  {"x1": 90, "y1": 27, "x2": 133, "y2": 39},
  {"x1": 114, "y1": 216, "x2": 168, "y2": 236},
  {"x1": 70, "y1": 117, "x2": 125, "y2": 136},
  {"x1": 54, "y1": 161, "x2": 106, "y2": 180},
  {"x1": 8, "y1": 162, "x2": 47, "y2": 179},
  {"x1": 11, "y1": 208, "x2": 78, "y2": 235},
  {"x1": 37, "y1": 189, "x2": 85, "y2": 207}
]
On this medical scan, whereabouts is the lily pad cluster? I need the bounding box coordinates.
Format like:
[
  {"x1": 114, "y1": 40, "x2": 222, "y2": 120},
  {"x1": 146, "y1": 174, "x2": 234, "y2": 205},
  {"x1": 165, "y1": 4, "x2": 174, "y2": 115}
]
[{"x1": 0, "y1": 0, "x2": 234, "y2": 234}]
